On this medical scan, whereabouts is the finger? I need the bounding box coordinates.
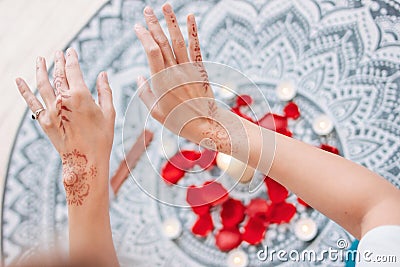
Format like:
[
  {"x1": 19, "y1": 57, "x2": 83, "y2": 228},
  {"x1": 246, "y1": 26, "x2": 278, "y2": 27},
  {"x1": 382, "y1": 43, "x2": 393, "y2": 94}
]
[
  {"x1": 96, "y1": 71, "x2": 115, "y2": 120},
  {"x1": 65, "y1": 47, "x2": 86, "y2": 90},
  {"x1": 162, "y1": 3, "x2": 189, "y2": 64},
  {"x1": 36, "y1": 56, "x2": 56, "y2": 107},
  {"x1": 16, "y1": 78, "x2": 44, "y2": 113},
  {"x1": 187, "y1": 14, "x2": 203, "y2": 63},
  {"x1": 53, "y1": 50, "x2": 69, "y2": 94},
  {"x1": 144, "y1": 6, "x2": 176, "y2": 67},
  {"x1": 134, "y1": 24, "x2": 165, "y2": 74},
  {"x1": 137, "y1": 76, "x2": 161, "y2": 120}
]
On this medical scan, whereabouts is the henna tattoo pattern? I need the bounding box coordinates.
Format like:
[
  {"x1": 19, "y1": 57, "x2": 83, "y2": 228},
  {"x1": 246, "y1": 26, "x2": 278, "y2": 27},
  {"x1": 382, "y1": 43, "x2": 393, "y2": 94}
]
[
  {"x1": 203, "y1": 101, "x2": 231, "y2": 153},
  {"x1": 62, "y1": 149, "x2": 96, "y2": 206},
  {"x1": 54, "y1": 61, "x2": 71, "y2": 134},
  {"x1": 191, "y1": 22, "x2": 210, "y2": 93}
]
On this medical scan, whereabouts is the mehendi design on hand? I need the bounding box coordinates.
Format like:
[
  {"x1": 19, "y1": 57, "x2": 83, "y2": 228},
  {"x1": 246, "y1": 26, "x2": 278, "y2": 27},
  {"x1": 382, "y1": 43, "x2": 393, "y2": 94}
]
[
  {"x1": 62, "y1": 149, "x2": 96, "y2": 206},
  {"x1": 203, "y1": 101, "x2": 231, "y2": 153},
  {"x1": 54, "y1": 66, "x2": 71, "y2": 133}
]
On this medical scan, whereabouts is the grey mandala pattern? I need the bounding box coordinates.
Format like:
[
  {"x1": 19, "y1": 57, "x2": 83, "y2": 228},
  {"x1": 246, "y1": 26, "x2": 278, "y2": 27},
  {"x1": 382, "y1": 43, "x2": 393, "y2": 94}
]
[{"x1": 2, "y1": 0, "x2": 400, "y2": 266}]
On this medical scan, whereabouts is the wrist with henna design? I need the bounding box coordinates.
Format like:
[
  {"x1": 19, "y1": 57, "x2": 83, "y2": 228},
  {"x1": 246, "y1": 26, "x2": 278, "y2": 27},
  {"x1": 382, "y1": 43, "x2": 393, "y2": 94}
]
[{"x1": 62, "y1": 149, "x2": 103, "y2": 206}]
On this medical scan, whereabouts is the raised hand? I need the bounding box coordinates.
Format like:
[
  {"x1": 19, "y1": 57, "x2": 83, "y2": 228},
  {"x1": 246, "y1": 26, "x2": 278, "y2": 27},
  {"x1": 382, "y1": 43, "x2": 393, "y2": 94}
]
[
  {"x1": 134, "y1": 4, "x2": 242, "y2": 154},
  {"x1": 16, "y1": 48, "x2": 118, "y2": 266}
]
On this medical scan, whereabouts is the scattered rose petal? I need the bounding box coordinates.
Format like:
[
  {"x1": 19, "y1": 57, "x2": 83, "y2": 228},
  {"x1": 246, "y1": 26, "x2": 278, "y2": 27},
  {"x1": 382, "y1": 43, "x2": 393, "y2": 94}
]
[
  {"x1": 169, "y1": 150, "x2": 201, "y2": 170},
  {"x1": 277, "y1": 128, "x2": 293, "y2": 137},
  {"x1": 241, "y1": 217, "x2": 267, "y2": 245},
  {"x1": 320, "y1": 144, "x2": 339, "y2": 155},
  {"x1": 258, "y1": 113, "x2": 288, "y2": 132},
  {"x1": 215, "y1": 227, "x2": 242, "y2": 251},
  {"x1": 201, "y1": 181, "x2": 229, "y2": 206},
  {"x1": 186, "y1": 181, "x2": 228, "y2": 209},
  {"x1": 197, "y1": 149, "x2": 217, "y2": 169},
  {"x1": 268, "y1": 202, "x2": 296, "y2": 224},
  {"x1": 265, "y1": 177, "x2": 289, "y2": 203},
  {"x1": 221, "y1": 198, "x2": 245, "y2": 228},
  {"x1": 245, "y1": 198, "x2": 270, "y2": 219},
  {"x1": 297, "y1": 198, "x2": 310, "y2": 207},
  {"x1": 161, "y1": 162, "x2": 186, "y2": 185},
  {"x1": 236, "y1": 95, "x2": 253, "y2": 107},
  {"x1": 192, "y1": 213, "x2": 214, "y2": 237},
  {"x1": 283, "y1": 102, "x2": 300, "y2": 120}
]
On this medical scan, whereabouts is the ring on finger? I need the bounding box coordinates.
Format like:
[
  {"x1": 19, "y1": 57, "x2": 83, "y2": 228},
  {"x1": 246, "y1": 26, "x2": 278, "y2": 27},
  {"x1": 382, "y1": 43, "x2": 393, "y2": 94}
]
[{"x1": 31, "y1": 108, "x2": 45, "y2": 120}]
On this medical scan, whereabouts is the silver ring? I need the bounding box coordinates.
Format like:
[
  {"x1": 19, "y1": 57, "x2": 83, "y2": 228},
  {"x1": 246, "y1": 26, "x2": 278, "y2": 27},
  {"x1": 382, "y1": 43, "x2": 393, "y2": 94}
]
[{"x1": 31, "y1": 108, "x2": 45, "y2": 120}]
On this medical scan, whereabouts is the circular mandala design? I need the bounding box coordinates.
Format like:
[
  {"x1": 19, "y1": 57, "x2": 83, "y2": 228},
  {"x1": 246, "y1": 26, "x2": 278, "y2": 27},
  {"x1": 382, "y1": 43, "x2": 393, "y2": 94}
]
[{"x1": 2, "y1": 0, "x2": 400, "y2": 266}]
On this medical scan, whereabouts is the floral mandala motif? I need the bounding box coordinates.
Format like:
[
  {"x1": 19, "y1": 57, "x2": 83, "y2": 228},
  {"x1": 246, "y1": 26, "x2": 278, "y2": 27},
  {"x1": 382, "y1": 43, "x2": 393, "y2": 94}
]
[{"x1": 2, "y1": 0, "x2": 400, "y2": 266}]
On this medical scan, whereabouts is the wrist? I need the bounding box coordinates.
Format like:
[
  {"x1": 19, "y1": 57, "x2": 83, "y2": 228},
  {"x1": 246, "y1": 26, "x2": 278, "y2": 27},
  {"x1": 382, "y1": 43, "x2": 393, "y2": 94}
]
[{"x1": 62, "y1": 149, "x2": 110, "y2": 206}]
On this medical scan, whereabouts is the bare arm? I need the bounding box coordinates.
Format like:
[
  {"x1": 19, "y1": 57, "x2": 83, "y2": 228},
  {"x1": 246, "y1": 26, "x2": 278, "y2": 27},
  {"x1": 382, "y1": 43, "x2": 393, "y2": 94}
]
[
  {"x1": 135, "y1": 4, "x2": 400, "y2": 240},
  {"x1": 16, "y1": 49, "x2": 118, "y2": 266}
]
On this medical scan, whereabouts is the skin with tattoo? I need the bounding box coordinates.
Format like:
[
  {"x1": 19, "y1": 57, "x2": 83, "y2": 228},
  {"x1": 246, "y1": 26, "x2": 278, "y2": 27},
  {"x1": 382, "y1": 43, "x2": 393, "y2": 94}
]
[
  {"x1": 136, "y1": 3, "x2": 400, "y2": 241},
  {"x1": 16, "y1": 49, "x2": 118, "y2": 266}
]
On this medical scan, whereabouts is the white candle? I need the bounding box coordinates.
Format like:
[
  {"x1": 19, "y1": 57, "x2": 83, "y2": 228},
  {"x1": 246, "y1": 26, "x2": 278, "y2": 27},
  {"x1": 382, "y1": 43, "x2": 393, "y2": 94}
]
[
  {"x1": 312, "y1": 115, "x2": 334, "y2": 135},
  {"x1": 219, "y1": 82, "x2": 237, "y2": 100},
  {"x1": 216, "y1": 153, "x2": 254, "y2": 183},
  {"x1": 294, "y1": 218, "x2": 318, "y2": 241},
  {"x1": 162, "y1": 218, "x2": 182, "y2": 239},
  {"x1": 159, "y1": 135, "x2": 178, "y2": 159},
  {"x1": 227, "y1": 249, "x2": 248, "y2": 267},
  {"x1": 276, "y1": 81, "x2": 297, "y2": 101}
]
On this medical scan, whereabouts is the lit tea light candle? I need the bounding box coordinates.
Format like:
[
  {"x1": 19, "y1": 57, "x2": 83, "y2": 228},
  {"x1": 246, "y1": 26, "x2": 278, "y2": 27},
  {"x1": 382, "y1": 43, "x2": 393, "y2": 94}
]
[
  {"x1": 312, "y1": 114, "x2": 334, "y2": 135},
  {"x1": 276, "y1": 81, "x2": 297, "y2": 101},
  {"x1": 159, "y1": 135, "x2": 178, "y2": 159},
  {"x1": 162, "y1": 218, "x2": 182, "y2": 239},
  {"x1": 216, "y1": 153, "x2": 254, "y2": 183},
  {"x1": 294, "y1": 218, "x2": 318, "y2": 241},
  {"x1": 219, "y1": 82, "x2": 237, "y2": 100},
  {"x1": 227, "y1": 249, "x2": 248, "y2": 267}
]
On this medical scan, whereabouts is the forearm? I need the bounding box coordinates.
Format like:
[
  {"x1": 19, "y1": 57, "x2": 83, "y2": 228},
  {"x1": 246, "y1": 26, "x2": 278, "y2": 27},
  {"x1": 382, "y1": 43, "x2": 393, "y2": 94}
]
[
  {"x1": 203, "y1": 108, "x2": 400, "y2": 239},
  {"x1": 64, "y1": 156, "x2": 118, "y2": 266}
]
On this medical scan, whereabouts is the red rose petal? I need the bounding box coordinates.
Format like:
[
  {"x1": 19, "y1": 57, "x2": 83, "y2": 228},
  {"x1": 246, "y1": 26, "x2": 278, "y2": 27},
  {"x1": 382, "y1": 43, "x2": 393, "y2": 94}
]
[
  {"x1": 277, "y1": 128, "x2": 293, "y2": 137},
  {"x1": 215, "y1": 228, "x2": 242, "y2": 251},
  {"x1": 221, "y1": 198, "x2": 245, "y2": 228},
  {"x1": 258, "y1": 113, "x2": 288, "y2": 132},
  {"x1": 245, "y1": 198, "x2": 270, "y2": 219},
  {"x1": 169, "y1": 150, "x2": 201, "y2": 170},
  {"x1": 186, "y1": 181, "x2": 229, "y2": 209},
  {"x1": 297, "y1": 198, "x2": 310, "y2": 207},
  {"x1": 201, "y1": 181, "x2": 229, "y2": 207},
  {"x1": 192, "y1": 213, "x2": 214, "y2": 237},
  {"x1": 241, "y1": 217, "x2": 267, "y2": 245},
  {"x1": 268, "y1": 202, "x2": 296, "y2": 224},
  {"x1": 161, "y1": 161, "x2": 186, "y2": 185},
  {"x1": 236, "y1": 95, "x2": 253, "y2": 107},
  {"x1": 196, "y1": 149, "x2": 217, "y2": 169},
  {"x1": 265, "y1": 177, "x2": 289, "y2": 203},
  {"x1": 320, "y1": 144, "x2": 339, "y2": 155},
  {"x1": 283, "y1": 102, "x2": 300, "y2": 120}
]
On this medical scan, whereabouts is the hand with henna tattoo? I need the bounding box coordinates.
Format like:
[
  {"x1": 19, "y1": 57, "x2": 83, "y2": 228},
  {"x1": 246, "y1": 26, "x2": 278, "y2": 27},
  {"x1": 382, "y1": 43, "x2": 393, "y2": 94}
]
[
  {"x1": 16, "y1": 49, "x2": 118, "y2": 266},
  {"x1": 136, "y1": 4, "x2": 400, "y2": 249},
  {"x1": 135, "y1": 4, "x2": 243, "y2": 155}
]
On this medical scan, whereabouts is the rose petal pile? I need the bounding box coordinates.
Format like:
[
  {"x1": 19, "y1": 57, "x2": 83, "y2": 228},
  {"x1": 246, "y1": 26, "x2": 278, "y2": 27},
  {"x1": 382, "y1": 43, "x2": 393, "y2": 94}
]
[{"x1": 159, "y1": 95, "x2": 340, "y2": 251}]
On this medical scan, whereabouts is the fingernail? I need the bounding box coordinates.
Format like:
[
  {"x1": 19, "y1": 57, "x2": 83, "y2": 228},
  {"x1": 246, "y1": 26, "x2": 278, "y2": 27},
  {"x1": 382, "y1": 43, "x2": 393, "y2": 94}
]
[
  {"x1": 163, "y1": 3, "x2": 172, "y2": 14},
  {"x1": 188, "y1": 14, "x2": 195, "y2": 22},
  {"x1": 15, "y1": 78, "x2": 22, "y2": 86},
  {"x1": 103, "y1": 71, "x2": 108, "y2": 82},
  {"x1": 144, "y1": 6, "x2": 153, "y2": 15},
  {"x1": 66, "y1": 47, "x2": 74, "y2": 56}
]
